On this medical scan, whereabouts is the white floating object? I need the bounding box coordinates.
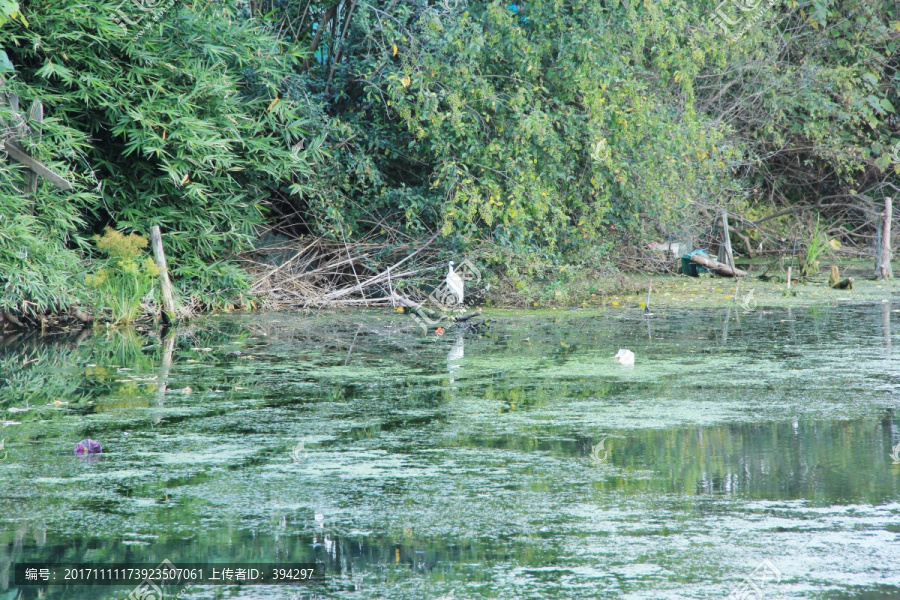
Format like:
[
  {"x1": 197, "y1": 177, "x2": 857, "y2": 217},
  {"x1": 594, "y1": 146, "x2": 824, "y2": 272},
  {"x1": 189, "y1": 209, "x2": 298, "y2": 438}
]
[{"x1": 613, "y1": 349, "x2": 634, "y2": 366}]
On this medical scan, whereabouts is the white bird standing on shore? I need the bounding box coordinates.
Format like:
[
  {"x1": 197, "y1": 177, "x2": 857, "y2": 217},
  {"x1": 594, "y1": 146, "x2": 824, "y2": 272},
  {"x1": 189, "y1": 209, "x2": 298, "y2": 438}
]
[{"x1": 446, "y1": 261, "x2": 464, "y2": 306}]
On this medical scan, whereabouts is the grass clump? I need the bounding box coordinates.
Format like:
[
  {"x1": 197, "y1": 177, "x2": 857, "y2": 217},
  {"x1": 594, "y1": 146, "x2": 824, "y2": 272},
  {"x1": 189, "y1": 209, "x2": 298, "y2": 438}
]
[{"x1": 800, "y1": 217, "x2": 828, "y2": 279}]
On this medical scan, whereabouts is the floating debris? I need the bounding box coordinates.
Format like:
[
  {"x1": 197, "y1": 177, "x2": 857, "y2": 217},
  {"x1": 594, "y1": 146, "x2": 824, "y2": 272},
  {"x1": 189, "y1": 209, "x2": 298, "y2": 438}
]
[
  {"x1": 74, "y1": 439, "x2": 102, "y2": 455},
  {"x1": 613, "y1": 349, "x2": 635, "y2": 366}
]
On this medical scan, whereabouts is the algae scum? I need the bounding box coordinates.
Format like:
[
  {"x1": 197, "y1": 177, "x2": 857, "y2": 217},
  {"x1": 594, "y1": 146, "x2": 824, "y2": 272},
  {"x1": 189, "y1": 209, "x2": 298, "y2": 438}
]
[{"x1": 2, "y1": 304, "x2": 900, "y2": 599}]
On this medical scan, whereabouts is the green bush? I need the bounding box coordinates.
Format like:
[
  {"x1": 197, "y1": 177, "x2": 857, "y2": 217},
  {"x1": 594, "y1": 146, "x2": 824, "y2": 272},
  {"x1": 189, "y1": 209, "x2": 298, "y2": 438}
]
[{"x1": 0, "y1": 0, "x2": 323, "y2": 314}]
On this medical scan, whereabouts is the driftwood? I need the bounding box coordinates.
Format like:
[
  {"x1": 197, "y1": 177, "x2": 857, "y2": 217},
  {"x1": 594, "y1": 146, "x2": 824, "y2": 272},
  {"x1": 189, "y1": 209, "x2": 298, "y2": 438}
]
[
  {"x1": 832, "y1": 277, "x2": 854, "y2": 290},
  {"x1": 828, "y1": 265, "x2": 840, "y2": 288},
  {"x1": 69, "y1": 307, "x2": 92, "y2": 323},
  {"x1": 690, "y1": 254, "x2": 747, "y2": 277},
  {"x1": 454, "y1": 309, "x2": 482, "y2": 323},
  {"x1": 2, "y1": 311, "x2": 23, "y2": 328}
]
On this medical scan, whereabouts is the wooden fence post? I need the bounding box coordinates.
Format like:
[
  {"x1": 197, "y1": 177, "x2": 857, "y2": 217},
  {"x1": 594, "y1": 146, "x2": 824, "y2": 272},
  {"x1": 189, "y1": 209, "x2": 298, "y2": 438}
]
[
  {"x1": 721, "y1": 211, "x2": 736, "y2": 273},
  {"x1": 881, "y1": 197, "x2": 893, "y2": 279},
  {"x1": 149, "y1": 226, "x2": 177, "y2": 324}
]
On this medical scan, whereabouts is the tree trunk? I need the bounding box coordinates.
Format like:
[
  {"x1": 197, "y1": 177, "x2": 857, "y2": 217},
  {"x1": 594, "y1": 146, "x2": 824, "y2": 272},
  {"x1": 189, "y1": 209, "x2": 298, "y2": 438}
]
[
  {"x1": 149, "y1": 226, "x2": 177, "y2": 324},
  {"x1": 303, "y1": 4, "x2": 338, "y2": 72}
]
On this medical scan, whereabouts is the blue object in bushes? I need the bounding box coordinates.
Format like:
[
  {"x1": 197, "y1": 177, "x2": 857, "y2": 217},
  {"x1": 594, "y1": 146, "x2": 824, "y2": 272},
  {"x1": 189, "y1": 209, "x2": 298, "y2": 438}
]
[{"x1": 681, "y1": 249, "x2": 711, "y2": 277}]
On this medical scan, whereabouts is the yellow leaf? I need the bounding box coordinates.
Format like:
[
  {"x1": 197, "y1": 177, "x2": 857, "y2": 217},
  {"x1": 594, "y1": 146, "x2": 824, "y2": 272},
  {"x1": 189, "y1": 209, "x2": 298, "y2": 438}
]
[
  {"x1": 829, "y1": 239, "x2": 841, "y2": 250},
  {"x1": 267, "y1": 96, "x2": 280, "y2": 111},
  {"x1": 400, "y1": 75, "x2": 411, "y2": 88},
  {"x1": 392, "y1": 44, "x2": 398, "y2": 56},
  {"x1": 181, "y1": 174, "x2": 189, "y2": 185}
]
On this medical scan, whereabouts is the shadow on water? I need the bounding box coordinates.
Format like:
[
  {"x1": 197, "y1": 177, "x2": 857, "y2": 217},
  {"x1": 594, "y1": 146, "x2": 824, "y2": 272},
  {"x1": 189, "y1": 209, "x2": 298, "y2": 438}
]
[{"x1": 1, "y1": 304, "x2": 900, "y2": 598}]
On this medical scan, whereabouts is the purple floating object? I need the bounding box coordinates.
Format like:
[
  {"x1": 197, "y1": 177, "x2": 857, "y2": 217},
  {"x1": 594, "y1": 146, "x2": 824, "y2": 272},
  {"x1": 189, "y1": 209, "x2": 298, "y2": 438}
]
[{"x1": 74, "y1": 439, "x2": 102, "y2": 455}]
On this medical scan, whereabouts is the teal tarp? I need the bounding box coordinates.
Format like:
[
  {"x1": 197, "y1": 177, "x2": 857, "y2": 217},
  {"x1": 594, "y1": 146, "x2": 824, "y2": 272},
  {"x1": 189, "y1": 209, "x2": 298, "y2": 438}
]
[{"x1": 681, "y1": 249, "x2": 711, "y2": 277}]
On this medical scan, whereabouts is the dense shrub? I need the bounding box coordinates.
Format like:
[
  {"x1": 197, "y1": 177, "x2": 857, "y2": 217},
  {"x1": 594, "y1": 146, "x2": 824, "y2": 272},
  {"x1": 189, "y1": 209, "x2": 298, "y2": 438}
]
[{"x1": 0, "y1": 0, "x2": 322, "y2": 314}]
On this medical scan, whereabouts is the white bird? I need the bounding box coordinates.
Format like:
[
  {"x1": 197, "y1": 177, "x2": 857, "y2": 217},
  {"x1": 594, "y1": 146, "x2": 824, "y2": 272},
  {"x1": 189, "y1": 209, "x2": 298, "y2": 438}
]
[
  {"x1": 613, "y1": 349, "x2": 634, "y2": 366},
  {"x1": 446, "y1": 261, "x2": 464, "y2": 306}
]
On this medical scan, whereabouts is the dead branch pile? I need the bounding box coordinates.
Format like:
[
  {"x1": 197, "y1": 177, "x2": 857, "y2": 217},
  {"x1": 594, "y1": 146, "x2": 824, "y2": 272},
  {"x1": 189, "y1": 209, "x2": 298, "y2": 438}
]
[{"x1": 240, "y1": 231, "x2": 447, "y2": 309}]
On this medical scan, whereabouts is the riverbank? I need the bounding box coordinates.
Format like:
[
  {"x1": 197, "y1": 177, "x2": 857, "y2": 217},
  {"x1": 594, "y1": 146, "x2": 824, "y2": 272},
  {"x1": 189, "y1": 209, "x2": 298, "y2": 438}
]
[{"x1": 480, "y1": 259, "x2": 897, "y2": 311}]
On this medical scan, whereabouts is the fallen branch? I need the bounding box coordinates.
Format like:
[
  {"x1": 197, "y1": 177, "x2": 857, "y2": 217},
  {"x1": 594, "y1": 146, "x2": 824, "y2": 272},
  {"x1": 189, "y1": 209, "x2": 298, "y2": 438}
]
[
  {"x1": 454, "y1": 309, "x2": 482, "y2": 323},
  {"x1": 690, "y1": 254, "x2": 748, "y2": 277}
]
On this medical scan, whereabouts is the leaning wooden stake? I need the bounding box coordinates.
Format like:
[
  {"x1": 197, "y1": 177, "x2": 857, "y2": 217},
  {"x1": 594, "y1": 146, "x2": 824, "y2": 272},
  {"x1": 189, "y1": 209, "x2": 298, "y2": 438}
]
[
  {"x1": 880, "y1": 197, "x2": 893, "y2": 279},
  {"x1": 149, "y1": 226, "x2": 177, "y2": 324},
  {"x1": 721, "y1": 211, "x2": 736, "y2": 272}
]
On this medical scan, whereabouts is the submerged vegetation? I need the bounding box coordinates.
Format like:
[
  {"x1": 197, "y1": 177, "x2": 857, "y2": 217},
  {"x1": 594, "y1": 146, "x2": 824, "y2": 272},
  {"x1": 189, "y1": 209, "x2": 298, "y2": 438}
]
[{"x1": 1, "y1": 0, "x2": 900, "y2": 322}]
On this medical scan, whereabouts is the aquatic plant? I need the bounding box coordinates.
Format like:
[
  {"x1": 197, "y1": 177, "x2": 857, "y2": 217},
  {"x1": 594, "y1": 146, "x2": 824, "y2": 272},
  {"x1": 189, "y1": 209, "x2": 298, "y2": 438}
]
[
  {"x1": 800, "y1": 217, "x2": 827, "y2": 278},
  {"x1": 86, "y1": 228, "x2": 161, "y2": 324}
]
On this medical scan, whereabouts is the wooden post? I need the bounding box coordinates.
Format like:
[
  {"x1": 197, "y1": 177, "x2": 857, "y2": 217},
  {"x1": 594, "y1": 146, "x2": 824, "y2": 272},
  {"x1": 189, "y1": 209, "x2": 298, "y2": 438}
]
[
  {"x1": 786, "y1": 266, "x2": 792, "y2": 289},
  {"x1": 721, "y1": 211, "x2": 736, "y2": 273},
  {"x1": 880, "y1": 197, "x2": 893, "y2": 279},
  {"x1": 149, "y1": 226, "x2": 177, "y2": 324}
]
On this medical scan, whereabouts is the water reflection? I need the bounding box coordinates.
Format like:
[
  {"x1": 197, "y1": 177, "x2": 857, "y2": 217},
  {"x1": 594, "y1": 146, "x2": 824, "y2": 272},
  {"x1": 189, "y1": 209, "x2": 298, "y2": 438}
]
[
  {"x1": 1, "y1": 304, "x2": 900, "y2": 599},
  {"x1": 447, "y1": 336, "x2": 464, "y2": 383}
]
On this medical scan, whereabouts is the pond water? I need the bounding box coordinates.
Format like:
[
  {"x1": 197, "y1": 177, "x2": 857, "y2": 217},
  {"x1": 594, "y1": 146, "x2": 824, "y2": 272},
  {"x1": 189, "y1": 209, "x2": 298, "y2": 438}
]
[{"x1": 2, "y1": 303, "x2": 900, "y2": 599}]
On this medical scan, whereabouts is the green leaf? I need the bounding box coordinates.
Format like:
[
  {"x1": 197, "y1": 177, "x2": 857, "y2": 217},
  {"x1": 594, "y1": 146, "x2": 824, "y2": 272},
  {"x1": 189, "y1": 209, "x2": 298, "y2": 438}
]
[{"x1": 0, "y1": 50, "x2": 14, "y2": 72}]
